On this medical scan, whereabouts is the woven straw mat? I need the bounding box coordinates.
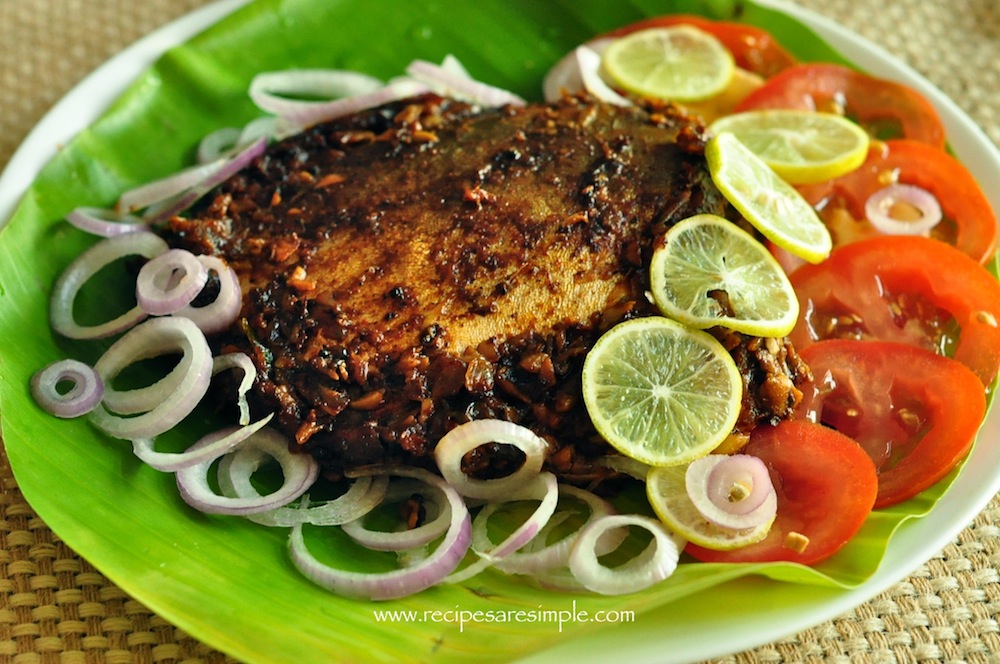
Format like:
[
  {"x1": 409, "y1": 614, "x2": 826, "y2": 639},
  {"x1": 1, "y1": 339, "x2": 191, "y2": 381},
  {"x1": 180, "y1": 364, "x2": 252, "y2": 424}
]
[{"x1": 1, "y1": 0, "x2": 999, "y2": 662}]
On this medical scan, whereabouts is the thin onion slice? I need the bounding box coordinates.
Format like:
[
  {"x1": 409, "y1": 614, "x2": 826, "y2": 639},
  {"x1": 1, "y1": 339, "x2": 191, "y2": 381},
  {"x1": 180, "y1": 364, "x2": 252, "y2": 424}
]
[
  {"x1": 542, "y1": 38, "x2": 618, "y2": 103},
  {"x1": 865, "y1": 183, "x2": 942, "y2": 236},
  {"x1": 685, "y1": 454, "x2": 777, "y2": 530},
  {"x1": 446, "y1": 471, "x2": 559, "y2": 583},
  {"x1": 66, "y1": 207, "x2": 149, "y2": 237},
  {"x1": 495, "y1": 484, "x2": 618, "y2": 575},
  {"x1": 118, "y1": 138, "x2": 267, "y2": 223},
  {"x1": 50, "y1": 231, "x2": 168, "y2": 339},
  {"x1": 567, "y1": 514, "x2": 680, "y2": 595},
  {"x1": 131, "y1": 414, "x2": 273, "y2": 472},
  {"x1": 405, "y1": 59, "x2": 525, "y2": 107},
  {"x1": 433, "y1": 419, "x2": 548, "y2": 499},
  {"x1": 240, "y1": 475, "x2": 389, "y2": 528},
  {"x1": 249, "y1": 69, "x2": 384, "y2": 116},
  {"x1": 118, "y1": 160, "x2": 229, "y2": 215},
  {"x1": 289, "y1": 467, "x2": 471, "y2": 600},
  {"x1": 595, "y1": 455, "x2": 651, "y2": 481},
  {"x1": 136, "y1": 248, "x2": 209, "y2": 316},
  {"x1": 574, "y1": 45, "x2": 632, "y2": 106},
  {"x1": 173, "y1": 256, "x2": 243, "y2": 336},
  {"x1": 211, "y1": 352, "x2": 256, "y2": 425},
  {"x1": 176, "y1": 426, "x2": 318, "y2": 515},
  {"x1": 30, "y1": 359, "x2": 104, "y2": 418},
  {"x1": 341, "y1": 477, "x2": 452, "y2": 551},
  {"x1": 271, "y1": 77, "x2": 430, "y2": 133},
  {"x1": 89, "y1": 317, "x2": 213, "y2": 440},
  {"x1": 197, "y1": 127, "x2": 243, "y2": 164}
]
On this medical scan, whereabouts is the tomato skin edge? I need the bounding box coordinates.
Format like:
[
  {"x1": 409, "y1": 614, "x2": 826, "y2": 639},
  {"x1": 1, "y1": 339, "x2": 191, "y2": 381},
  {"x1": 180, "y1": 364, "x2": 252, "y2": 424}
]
[
  {"x1": 789, "y1": 235, "x2": 1000, "y2": 388},
  {"x1": 735, "y1": 63, "x2": 946, "y2": 149},
  {"x1": 819, "y1": 140, "x2": 998, "y2": 265},
  {"x1": 797, "y1": 339, "x2": 988, "y2": 509}
]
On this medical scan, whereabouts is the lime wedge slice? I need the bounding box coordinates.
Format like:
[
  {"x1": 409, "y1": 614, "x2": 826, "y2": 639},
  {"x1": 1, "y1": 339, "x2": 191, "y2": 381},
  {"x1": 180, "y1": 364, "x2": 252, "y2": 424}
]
[
  {"x1": 706, "y1": 131, "x2": 833, "y2": 264},
  {"x1": 650, "y1": 214, "x2": 799, "y2": 337},
  {"x1": 601, "y1": 26, "x2": 734, "y2": 102},
  {"x1": 709, "y1": 110, "x2": 870, "y2": 184},
  {"x1": 581, "y1": 316, "x2": 742, "y2": 467}
]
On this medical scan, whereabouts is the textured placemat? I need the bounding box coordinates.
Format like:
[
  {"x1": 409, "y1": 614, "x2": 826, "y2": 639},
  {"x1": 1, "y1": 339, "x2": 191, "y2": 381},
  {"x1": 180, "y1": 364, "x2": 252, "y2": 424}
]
[{"x1": 1, "y1": 1, "x2": 999, "y2": 662}]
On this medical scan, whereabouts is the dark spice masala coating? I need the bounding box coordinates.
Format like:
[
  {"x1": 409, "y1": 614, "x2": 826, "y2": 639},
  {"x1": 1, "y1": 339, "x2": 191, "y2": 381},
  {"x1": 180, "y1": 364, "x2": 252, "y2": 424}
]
[{"x1": 166, "y1": 93, "x2": 809, "y2": 479}]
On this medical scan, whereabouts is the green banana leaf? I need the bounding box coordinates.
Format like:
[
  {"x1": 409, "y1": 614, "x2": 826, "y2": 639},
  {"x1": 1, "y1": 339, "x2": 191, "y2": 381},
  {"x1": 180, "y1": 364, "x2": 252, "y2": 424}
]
[{"x1": 0, "y1": 0, "x2": 976, "y2": 662}]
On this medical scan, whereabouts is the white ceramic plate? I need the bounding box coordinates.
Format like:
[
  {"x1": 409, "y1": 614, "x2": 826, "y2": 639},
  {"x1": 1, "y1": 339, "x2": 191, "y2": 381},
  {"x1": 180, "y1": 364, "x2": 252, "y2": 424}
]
[{"x1": 2, "y1": 1, "x2": 998, "y2": 662}]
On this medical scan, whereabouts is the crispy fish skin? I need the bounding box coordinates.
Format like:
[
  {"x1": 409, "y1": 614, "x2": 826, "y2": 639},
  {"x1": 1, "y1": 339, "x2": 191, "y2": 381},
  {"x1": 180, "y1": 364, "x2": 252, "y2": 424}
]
[{"x1": 166, "y1": 93, "x2": 806, "y2": 478}]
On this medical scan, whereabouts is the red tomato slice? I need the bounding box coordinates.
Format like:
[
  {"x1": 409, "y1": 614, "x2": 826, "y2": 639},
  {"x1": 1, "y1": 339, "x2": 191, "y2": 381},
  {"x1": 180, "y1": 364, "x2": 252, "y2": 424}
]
[
  {"x1": 797, "y1": 340, "x2": 986, "y2": 508},
  {"x1": 805, "y1": 140, "x2": 998, "y2": 265},
  {"x1": 686, "y1": 419, "x2": 877, "y2": 565},
  {"x1": 789, "y1": 235, "x2": 1000, "y2": 387},
  {"x1": 600, "y1": 15, "x2": 797, "y2": 78},
  {"x1": 736, "y1": 63, "x2": 946, "y2": 148}
]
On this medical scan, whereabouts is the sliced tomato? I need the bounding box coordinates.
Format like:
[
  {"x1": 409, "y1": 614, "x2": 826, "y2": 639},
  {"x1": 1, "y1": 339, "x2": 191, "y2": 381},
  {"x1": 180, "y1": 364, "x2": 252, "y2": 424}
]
[
  {"x1": 600, "y1": 15, "x2": 797, "y2": 78},
  {"x1": 686, "y1": 419, "x2": 877, "y2": 565},
  {"x1": 736, "y1": 63, "x2": 946, "y2": 148},
  {"x1": 797, "y1": 340, "x2": 986, "y2": 508},
  {"x1": 789, "y1": 235, "x2": 1000, "y2": 387},
  {"x1": 806, "y1": 140, "x2": 998, "y2": 264}
]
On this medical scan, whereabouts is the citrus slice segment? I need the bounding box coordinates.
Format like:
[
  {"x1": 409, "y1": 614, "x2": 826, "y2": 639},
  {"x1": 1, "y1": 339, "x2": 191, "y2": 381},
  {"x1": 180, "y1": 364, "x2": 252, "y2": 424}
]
[
  {"x1": 646, "y1": 463, "x2": 773, "y2": 550},
  {"x1": 708, "y1": 110, "x2": 870, "y2": 184},
  {"x1": 706, "y1": 131, "x2": 833, "y2": 264},
  {"x1": 581, "y1": 316, "x2": 742, "y2": 467},
  {"x1": 649, "y1": 214, "x2": 799, "y2": 337},
  {"x1": 601, "y1": 26, "x2": 735, "y2": 102}
]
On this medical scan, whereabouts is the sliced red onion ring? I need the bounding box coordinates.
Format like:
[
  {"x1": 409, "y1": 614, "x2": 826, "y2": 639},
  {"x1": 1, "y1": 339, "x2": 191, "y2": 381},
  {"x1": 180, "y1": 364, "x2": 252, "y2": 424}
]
[
  {"x1": 270, "y1": 77, "x2": 430, "y2": 132},
  {"x1": 30, "y1": 359, "x2": 104, "y2": 418},
  {"x1": 50, "y1": 231, "x2": 168, "y2": 339},
  {"x1": 118, "y1": 160, "x2": 229, "y2": 215},
  {"x1": 405, "y1": 59, "x2": 525, "y2": 107},
  {"x1": 173, "y1": 256, "x2": 243, "y2": 336},
  {"x1": 131, "y1": 413, "x2": 273, "y2": 472},
  {"x1": 495, "y1": 484, "x2": 617, "y2": 575},
  {"x1": 118, "y1": 138, "x2": 268, "y2": 224},
  {"x1": 567, "y1": 514, "x2": 680, "y2": 595},
  {"x1": 176, "y1": 426, "x2": 318, "y2": 515},
  {"x1": 135, "y1": 248, "x2": 209, "y2": 316},
  {"x1": 249, "y1": 69, "x2": 384, "y2": 116},
  {"x1": 439, "y1": 54, "x2": 471, "y2": 78},
  {"x1": 574, "y1": 45, "x2": 633, "y2": 106},
  {"x1": 542, "y1": 38, "x2": 617, "y2": 103},
  {"x1": 238, "y1": 116, "x2": 280, "y2": 145},
  {"x1": 66, "y1": 207, "x2": 150, "y2": 237},
  {"x1": 289, "y1": 467, "x2": 471, "y2": 600},
  {"x1": 340, "y1": 477, "x2": 451, "y2": 551},
  {"x1": 685, "y1": 454, "x2": 778, "y2": 530},
  {"x1": 446, "y1": 471, "x2": 559, "y2": 583},
  {"x1": 211, "y1": 352, "x2": 256, "y2": 425},
  {"x1": 197, "y1": 127, "x2": 243, "y2": 164},
  {"x1": 237, "y1": 475, "x2": 389, "y2": 528},
  {"x1": 89, "y1": 317, "x2": 213, "y2": 440},
  {"x1": 433, "y1": 419, "x2": 548, "y2": 499},
  {"x1": 595, "y1": 455, "x2": 651, "y2": 481},
  {"x1": 865, "y1": 183, "x2": 942, "y2": 236}
]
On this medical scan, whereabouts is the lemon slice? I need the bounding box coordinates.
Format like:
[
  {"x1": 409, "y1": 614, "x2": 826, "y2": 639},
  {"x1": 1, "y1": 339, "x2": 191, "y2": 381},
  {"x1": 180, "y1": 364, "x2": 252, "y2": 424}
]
[
  {"x1": 706, "y1": 131, "x2": 833, "y2": 264},
  {"x1": 581, "y1": 316, "x2": 742, "y2": 467},
  {"x1": 646, "y1": 464, "x2": 773, "y2": 550},
  {"x1": 709, "y1": 110, "x2": 870, "y2": 184},
  {"x1": 650, "y1": 214, "x2": 799, "y2": 337},
  {"x1": 601, "y1": 26, "x2": 735, "y2": 102}
]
